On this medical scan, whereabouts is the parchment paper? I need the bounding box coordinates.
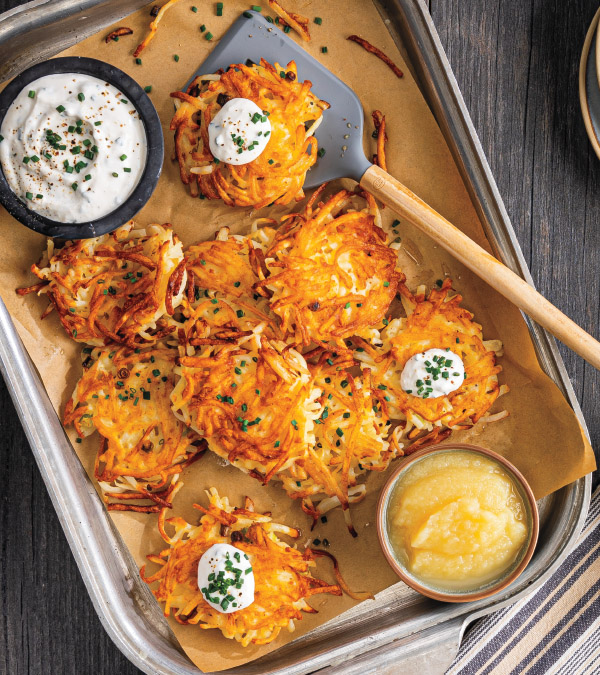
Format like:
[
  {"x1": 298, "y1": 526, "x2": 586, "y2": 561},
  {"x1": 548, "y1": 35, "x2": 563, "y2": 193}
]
[{"x1": 0, "y1": 0, "x2": 595, "y2": 671}]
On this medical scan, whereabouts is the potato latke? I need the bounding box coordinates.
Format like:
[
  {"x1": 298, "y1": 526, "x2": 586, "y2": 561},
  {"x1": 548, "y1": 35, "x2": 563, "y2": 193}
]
[
  {"x1": 171, "y1": 59, "x2": 329, "y2": 208},
  {"x1": 355, "y1": 279, "x2": 508, "y2": 453},
  {"x1": 64, "y1": 344, "x2": 205, "y2": 511},
  {"x1": 258, "y1": 188, "x2": 404, "y2": 347},
  {"x1": 141, "y1": 488, "x2": 341, "y2": 646},
  {"x1": 18, "y1": 222, "x2": 186, "y2": 347}
]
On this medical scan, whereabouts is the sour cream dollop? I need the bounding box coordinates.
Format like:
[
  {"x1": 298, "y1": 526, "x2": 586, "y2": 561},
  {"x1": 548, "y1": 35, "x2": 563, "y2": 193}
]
[
  {"x1": 0, "y1": 73, "x2": 147, "y2": 223},
  {"x1": 400, "y1": 348, "x2": 465, "y2": 399},
  {"x1": 197, "y1": 543, "x2": 255, "y2": 613},
  {"x1": 208, "y1": 98, "x2": 271, "y2": 165}
]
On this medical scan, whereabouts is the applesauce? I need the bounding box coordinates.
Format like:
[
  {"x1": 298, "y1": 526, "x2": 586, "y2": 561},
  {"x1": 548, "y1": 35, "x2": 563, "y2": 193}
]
[{"x1": 387, "y1": 450, "x2": 529, "y2": 591}]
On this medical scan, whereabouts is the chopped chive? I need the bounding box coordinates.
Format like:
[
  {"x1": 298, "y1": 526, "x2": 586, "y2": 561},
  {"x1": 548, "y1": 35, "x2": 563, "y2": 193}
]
[
  {"x1": 112, "y1": 172, "x2": 119, "y2": 177},
  {"x1": 36, "y1": 194, "x2": 43, "y2": 199},
  {"x1": 56, "y1": 105, "x2": 65, "y2": 113},
  {"x1": 314, "y1": 16, "x2": 322, "y2": 24},
  {"x1": 200, "y1": 23, "x2": 206, "y2": 31},
  {"x1": 30, "y1": 155, "x2": 39, "y2": 162},
  {"x1": 84, "y1": 150, "x2": 94, "y2": 160},
  {"x1": 251, "y1": 4, "x2": 261, "y2": 10},
  {"x1": 173, "y1": 54, "x2": 179, "y2": 62},
  {"x1": 70, "y1": 146, "x2": 80, "y2": 155},
  {"x1": 28, "y1": 90, "x2": 35, "y2": 98},
  {"x1": 317, "y1": 147, "x2": 326, "y2": 158},
  {"x1": 205, "y1": 31, "x2": 213, "y2": 40},
  {"x1": 121, "y1": 99, "x2": 128, "y2": 104},
  {"x1": 135, "y1": 57, "x2": 142, "y2": 65},
  {"x1": 216, "y1": 2, "x2": 223, "y2": 16},
  {"x1": 71, "y1": 182, "x2": 78, "y2": 191},
  {"x1": 77, "y1": 93, "x2": 85, "y2": 102},
  {"x1": 84, "y1": 174, "x2": 91, "y2": 181},
  {"x1": 0, "y1": 135, "x2": 3, "y2": 142},
  {"x1": 25, "y1": 192, "x2": 33, "y2": 200},
  {"x1": 143, "y1": 391, "x2": 150, "y2": 400},
  {"x1": 383, "y1": 281, "x2": 390, "y2": 287},
  {"x1": 65, "y1": 165, "x2": 74, "y2": 174},
  {"x1": 144, "y1": 85, "x2": 152, "y2": 93},
  {"x1": 22, "y1": 157, "x2": 30, "y2": 164},
  {"x1": 94, "y1": 121, "x2": 102, "y2": 126},
  {"x1": 123, "y1": 167, "x2": 132, "y2": 172},
  {"x1": 321, "y1": 46, "x2": 328, "y2": 53},
  {"x1": 119, "y1": 154, "x2": 127, "y2": 161},
  {"x1": 83, "y1": 139, "x2": 91, "y2": 147},
  {"x1": 284, "y1": 25, "x2": 291, "y2": 33},
  {"x1": 192, "y1": 5, "x2": 197, "y2": 11}
]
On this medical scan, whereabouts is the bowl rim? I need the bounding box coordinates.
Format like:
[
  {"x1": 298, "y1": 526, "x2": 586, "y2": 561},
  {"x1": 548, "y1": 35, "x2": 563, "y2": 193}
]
[
  {"x1": 376, "y1": 442, "x2": 540, "y2": 603},
  {"x1": 0, "y1": 56, "x2": 164, "y2": 240}
]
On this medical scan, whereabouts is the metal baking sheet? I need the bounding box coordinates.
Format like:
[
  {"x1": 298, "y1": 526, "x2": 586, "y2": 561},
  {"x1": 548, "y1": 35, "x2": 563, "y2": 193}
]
[{"x1": 0, "y1": 1, "x2": 591, "y2": 673}]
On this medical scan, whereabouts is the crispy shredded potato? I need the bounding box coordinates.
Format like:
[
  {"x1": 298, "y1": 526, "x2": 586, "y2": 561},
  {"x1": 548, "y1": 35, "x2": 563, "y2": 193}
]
[
  {"x1": 171, "y1": 328, "x2": 398, "y2": 534},
  {"x1": 268, "y1": 0, "x2": 311, "y2": 41},
  {"x1": 170, "y1": 58, "x2": 329, "y2": 208},
  {"x1": 293, "y1": 352, "x2": 397, "y2": 536},
  {"x1": 133, "y1": 0, "x2": 183, "y2": 57},
  {"x1": 355, "y1": 279, "x2": 508, "y2": 452},
  {"x1": 141, "y1": 488, "x2": 342, "y2": 646},
  {"x1": 105, "y1": 26, "x2": 133, "y2": 43},
  {"x1": 171, "y1": 329, "x2": 317, "y2": 482},
  {"x1": 18, "y1": 222, "x2": 186, "y2": 348},
  {"x1": 347, "y1": 35, "x2": 404, "y2": 78},
  {"x1": 176, "y1": 226, "x2": 281, "y2": 351},
  {"x1": 371, "y1": 110, "x2": 388, "y2": 171},
  {"x1": 64, "y1": 344, "x2": 206, "y2": 510},
  {"x1": 258, "y1": 188, "x2": 404, "y2": 347}
]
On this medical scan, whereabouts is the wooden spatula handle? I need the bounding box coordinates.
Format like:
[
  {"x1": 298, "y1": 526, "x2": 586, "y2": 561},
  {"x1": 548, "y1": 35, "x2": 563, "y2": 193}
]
[{"x1": 360, "y1": 163, "x2": 600, "y2": 370}]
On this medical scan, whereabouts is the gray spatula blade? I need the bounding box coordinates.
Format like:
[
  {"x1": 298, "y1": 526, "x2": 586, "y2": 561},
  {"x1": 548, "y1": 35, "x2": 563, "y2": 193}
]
[{"x1": 188, "y1": 10, "x2": 372, "y2": 188}]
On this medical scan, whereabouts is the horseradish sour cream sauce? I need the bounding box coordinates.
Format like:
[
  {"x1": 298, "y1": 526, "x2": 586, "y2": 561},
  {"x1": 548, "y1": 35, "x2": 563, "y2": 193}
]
[
  {"x1": 400, "y1": 348, "x2": 465, "y2": 398},
  {"x1": 197, "y1": 543, "x2": 255, "y2": 613},
  {"x1": 0, "y1": 73, "x2": 147, "y2": 223},
  {"x1": 208, "y1": 98, "x2": 271, "y2": 165}
]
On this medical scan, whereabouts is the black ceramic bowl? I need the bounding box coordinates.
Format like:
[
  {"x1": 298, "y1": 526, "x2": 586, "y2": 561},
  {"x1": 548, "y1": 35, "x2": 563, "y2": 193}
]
[{"x1": 0, "y1": 56, "x2": 163, "y2": 239}]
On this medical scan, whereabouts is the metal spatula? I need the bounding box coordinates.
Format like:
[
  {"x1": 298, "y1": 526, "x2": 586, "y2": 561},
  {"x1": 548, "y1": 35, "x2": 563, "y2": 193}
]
[{"x1": 191, "y1": 10, "x2": 600, "y2": 370}]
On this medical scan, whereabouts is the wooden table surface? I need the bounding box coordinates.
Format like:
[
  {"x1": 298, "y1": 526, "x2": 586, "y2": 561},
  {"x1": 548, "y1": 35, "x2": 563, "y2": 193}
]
[{"x1": 1, "y1": 1, "x2": 599, "y2": 673}]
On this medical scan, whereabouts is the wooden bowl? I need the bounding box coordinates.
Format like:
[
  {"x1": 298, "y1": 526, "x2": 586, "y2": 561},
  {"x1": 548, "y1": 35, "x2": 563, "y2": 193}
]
[
  {"x1": 376, "y1": 443, "x2": 539, "y2": 603},
  {"x1": 579, "y1": 7, "x2": 600, "y2": 160}
]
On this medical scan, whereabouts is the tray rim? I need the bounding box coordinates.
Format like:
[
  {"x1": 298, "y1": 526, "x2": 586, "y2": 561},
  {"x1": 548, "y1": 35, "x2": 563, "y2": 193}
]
[{"x1": 0, "y1": 0, "x2": 592, "y2": 673}]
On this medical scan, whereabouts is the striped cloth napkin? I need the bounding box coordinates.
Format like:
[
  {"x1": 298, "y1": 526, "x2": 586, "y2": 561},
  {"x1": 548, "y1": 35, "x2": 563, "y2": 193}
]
[{"x1": 447, "y1": 485, "x2": 600, "y2": 674}]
